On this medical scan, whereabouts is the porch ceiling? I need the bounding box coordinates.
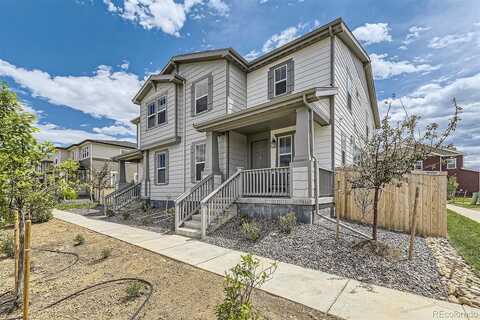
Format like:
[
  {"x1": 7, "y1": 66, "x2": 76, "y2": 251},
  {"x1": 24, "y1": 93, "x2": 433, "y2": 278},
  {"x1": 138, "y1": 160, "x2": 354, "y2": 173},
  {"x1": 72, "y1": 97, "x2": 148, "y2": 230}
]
[{"x1": 194, "y1": 87, "x2": 335, "y2": 133}]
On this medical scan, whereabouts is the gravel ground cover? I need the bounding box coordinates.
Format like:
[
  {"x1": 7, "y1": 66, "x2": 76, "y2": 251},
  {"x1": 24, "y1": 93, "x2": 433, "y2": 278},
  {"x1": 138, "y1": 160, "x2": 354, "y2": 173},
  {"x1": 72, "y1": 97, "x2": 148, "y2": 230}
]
[{"x1": 203, "y1": 214, "x2": 448, "y2": 300}]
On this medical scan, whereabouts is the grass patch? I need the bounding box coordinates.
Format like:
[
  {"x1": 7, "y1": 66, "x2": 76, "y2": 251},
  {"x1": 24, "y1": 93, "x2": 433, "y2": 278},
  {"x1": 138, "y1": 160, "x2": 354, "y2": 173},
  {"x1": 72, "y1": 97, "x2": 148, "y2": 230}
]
[
  {"x1": 56, "y1": 201, "x2": 97, "y2": 210},
  {"x1": 449, "y1": 197, "x2": 480, "y2": 211},
  {"x1": 447, "y1": 209, "x2": 480, "y2": 273}
]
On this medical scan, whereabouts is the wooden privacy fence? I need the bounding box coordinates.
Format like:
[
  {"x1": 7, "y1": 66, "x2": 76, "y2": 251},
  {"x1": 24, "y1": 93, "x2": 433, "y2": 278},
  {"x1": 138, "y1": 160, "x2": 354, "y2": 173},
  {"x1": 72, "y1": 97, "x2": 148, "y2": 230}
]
[{"x1": 335, "y1": 169, "x2": 448, "y2": 237}]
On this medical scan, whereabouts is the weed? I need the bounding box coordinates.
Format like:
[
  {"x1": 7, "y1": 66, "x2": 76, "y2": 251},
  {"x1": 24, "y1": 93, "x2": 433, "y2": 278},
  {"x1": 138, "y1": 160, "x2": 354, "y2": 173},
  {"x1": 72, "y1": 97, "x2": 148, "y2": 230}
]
[
  {"x1": 241, "y1": 221, "x2": 260, "y2": 242},
  {"x1": 126, "y1": 281, "x2": 143, "y2": 300},
  {"x1": 278, "y1": 212, "x2": 297, "y2": 234},
  {"x1": 73, "y1": 234, "x2": 85, "y2": 246},
  {"x1": 100, "y1": 247, "x2": 112, "y2": 260},
  {"x1": 0, "y1": 234, "x2": 14, "y2": 258}
]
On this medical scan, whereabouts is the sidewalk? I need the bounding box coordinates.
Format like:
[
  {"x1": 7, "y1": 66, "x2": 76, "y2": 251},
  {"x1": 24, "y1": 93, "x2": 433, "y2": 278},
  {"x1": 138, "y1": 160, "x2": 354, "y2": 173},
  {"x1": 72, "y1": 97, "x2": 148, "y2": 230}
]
[
  {"x1": 53, "y1": 209, "x2": 476, "y2": 320},
  {"x1": 447, "y1": 204, "x2": 480, "y2": 223}
]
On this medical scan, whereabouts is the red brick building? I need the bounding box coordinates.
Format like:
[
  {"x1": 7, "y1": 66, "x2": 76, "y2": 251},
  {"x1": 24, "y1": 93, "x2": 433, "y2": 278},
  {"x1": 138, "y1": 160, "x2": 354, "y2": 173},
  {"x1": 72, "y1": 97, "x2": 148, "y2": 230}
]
[{"x1": 415, "y1": 148, "x2": 480, "y2": 196}]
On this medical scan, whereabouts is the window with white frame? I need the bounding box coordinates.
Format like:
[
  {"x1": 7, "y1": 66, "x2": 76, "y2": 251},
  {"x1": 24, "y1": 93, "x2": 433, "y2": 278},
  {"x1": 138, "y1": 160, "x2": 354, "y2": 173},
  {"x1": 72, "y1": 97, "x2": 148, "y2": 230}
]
[
  {"x1": 157, "y1": 95, "x2": 167, "y2": 125},
  {"x1": 274, "y1": 64, "x2": 287, "y2": 96},
  {"x1": 194, "y1": 144, "x2": 206, "y2": 181},
  {"x1": 147, "y1": 102, "x2": 156, "y2": 129},
  {"x1": 195, "y1": 78, "x2": 209, "y2": 114},
  {"x1": 414, "y1": 160, "x2": 423, "y2": 170},
  {"x1": 446, "y1": 158, "x2": 457, "y2": 169},
  {"x1": 346, "y1": 72, "x2": 353, "y2": 112},
  {"x1": 80, "y1": 146, "x2": 89, "y2": 160},
  {"x1": 278, "y1": 135, "x2": 293, "y2": 167},
  {"x1": 156, "y1": 151, "x2": 167, "y2": 184}
]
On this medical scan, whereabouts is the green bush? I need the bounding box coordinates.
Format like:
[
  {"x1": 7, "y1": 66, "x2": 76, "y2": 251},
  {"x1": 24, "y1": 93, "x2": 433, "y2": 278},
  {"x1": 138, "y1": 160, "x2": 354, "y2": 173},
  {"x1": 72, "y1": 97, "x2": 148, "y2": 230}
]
[
  {"x1": 62, "y1": 187, "x2": 78, "y2": 200},
  {"x1": 216, "y1": 254, "x2": 277, "y2": 320},
  {"x1": 31, "y1": 208, "x2": 53, "y2": 224},
  {"x1": 279, "y1": 212, "x2": 297, "y2": 234},
  {"x1": 241, "y1": 221, "x2": 260, "y2": 242},
  {"x1": 0, "y1": 234, "x2": 14, "y2": 258},
  {"x1": 100, "y1": 247, "x2": 112, "y2": 260},
  {"x1": 73, "y1": 234, "x2": 85, "y2": 246},
  {"x1": 126, "y1": 281, "x2": 143, "y2": 300}
]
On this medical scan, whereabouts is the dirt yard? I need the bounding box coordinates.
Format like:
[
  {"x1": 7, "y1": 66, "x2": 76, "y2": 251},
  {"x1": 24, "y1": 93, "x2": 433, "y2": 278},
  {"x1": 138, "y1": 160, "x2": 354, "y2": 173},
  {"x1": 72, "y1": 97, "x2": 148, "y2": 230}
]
[{"x1": 0, "y1": 219, "x2": 339, "y2": 320}]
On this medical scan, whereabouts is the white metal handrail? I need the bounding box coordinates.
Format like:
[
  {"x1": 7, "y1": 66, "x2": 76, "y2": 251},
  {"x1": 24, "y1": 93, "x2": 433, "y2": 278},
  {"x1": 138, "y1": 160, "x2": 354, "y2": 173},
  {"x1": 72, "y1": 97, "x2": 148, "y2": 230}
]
[
  {"x1": 242, "y1": 167, "x2": 290, "y2": 197},
  {"x1": 175, "y1": 174, "x2": 214, "y2": 230}
]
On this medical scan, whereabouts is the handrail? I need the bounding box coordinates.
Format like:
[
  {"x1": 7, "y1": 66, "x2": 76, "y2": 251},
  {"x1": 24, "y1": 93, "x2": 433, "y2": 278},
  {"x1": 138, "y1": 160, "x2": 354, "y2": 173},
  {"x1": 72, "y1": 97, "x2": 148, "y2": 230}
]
[
  {"x1": 176, "y1": 174, "x2": 213, "y2": 202},
  {"x1": 201, "y1": 171, "x2": 241, "y2": 204},
  {"x1": 105, "y1": 182, "x2": 141, "y2": 212}
]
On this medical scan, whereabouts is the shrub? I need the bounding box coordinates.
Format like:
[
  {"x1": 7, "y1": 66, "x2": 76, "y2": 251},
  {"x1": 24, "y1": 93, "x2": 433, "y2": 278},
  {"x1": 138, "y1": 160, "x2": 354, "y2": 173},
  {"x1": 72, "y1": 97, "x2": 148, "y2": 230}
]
[
  {"x1": 241, "y1": 221, "x2": 260, "y2": 242},
  {"x1": 126, "y1": 281, "x2": 143, "y2": 300},
  {"x1": 216, "y1": 254, "x2": 277, "y2": 320},
  {"x1": 62, "y1": 187, "x2": 78, "y2": 200},
  {"x1": 279, "y1": 212, "x2": 297, "y2": 234},
  {"x1": 100, "y1": 247, "x2": 112, "y2": 260},
  {"x1": 31, "y1": 208, "x2": 53, "y2": 224},
  {"x1": 73, "y1": 234, "x2": 85, "y2": 246},
  {"x1": 0, "y1": 234, "x2": 14, "y2": 258},
  {"x1": 122, "y1": 211, "x2": 131, "y2": 220}
]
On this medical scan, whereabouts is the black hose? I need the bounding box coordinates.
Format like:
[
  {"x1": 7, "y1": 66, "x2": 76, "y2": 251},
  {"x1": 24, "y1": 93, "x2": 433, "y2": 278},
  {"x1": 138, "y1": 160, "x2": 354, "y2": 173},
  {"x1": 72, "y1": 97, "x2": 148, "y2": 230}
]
[
  {"x1": 4, "y1": 278, "x2": 153, "y2": 320},
  {"x1": 31, "y1": 248, "x2": 80, "y2": 281}
]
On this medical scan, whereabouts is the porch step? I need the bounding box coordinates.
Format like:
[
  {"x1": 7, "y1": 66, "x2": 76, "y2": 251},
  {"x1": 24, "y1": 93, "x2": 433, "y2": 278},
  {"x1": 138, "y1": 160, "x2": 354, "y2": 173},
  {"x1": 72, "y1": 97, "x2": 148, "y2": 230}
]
[
  {"x1": 176, "y1": 227, "x2": 201, "y2": 238},
  {"x1": 183, "y1": 219, "x2": 201, "y2": 230},
  {"x1": 191, "y1": 214, "x2": 201, "y2": 222}
]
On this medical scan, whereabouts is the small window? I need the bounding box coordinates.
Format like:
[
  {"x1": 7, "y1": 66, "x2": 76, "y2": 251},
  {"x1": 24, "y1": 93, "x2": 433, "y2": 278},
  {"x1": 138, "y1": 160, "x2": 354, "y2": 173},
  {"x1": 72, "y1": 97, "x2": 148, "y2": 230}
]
[
  {"x1": 195, "y1": 78, "x2": 209, "y2": 114},
  {"x1": 414, "y1": 160, "x2": 423, "y2": 170},
  {"x1": 147, "y1": 102, "x2": 156, "y2": 129},
  {"x1": 110, "y1": 171, "x2": 118, "y2": 187},
  {"x1": 274, "y1": 65, "x2": 287, "y2": 96},
  {"x1": 156, "y1": 152, "x2": 167, "y2": 184},
  {"x1": 157, "y1": 95, "x2": 167, "y2": 125},
  {"x1": 195, "y1": 144, "x2": 206, "y2": 181},
  {"x1": 341, "y1": 132, "x2": 346, "y2": 166},
  {"x1": 278, "y1": 135, "x2": 293, "y2": 167},
  {"x1": 446, "y1": 158, "x2": 457, "y2": 170},
  {"x1": 347, "y1": 72, "x2": 353, "y2": 112}
]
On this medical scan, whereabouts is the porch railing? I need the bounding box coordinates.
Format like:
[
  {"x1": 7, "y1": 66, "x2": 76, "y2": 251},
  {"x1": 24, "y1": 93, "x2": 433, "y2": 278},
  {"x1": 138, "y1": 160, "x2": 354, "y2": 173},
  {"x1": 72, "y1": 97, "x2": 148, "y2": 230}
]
[
  {"x1": 200, "y1": 169, "x2": 242, "y2": 238},
  {"x1": 104, "y1": 182, "x2": 141, "y2": 212},
  {"x1": 242, "y1": 167, "x2": 290, "y2": 197},
  {"x1": 175, "y1": 174, "x2": 214, "y2": 230},
  {"x1": 318, "y1": 168, "x2": 334, "y2": 197}
]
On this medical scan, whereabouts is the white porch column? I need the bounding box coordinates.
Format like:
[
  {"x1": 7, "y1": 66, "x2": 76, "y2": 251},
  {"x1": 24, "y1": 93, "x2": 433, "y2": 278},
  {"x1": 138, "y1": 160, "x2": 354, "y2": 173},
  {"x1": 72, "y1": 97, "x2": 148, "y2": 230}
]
[
  {"x1": 206, "y1": 131, "x2": 220, "y2": 175},
  {"x1": 119, "y1": 160, "x2": 127, "y2": 187},
  {"x1": 291, "y1": 107, "x2": 314, "y2": 198}
]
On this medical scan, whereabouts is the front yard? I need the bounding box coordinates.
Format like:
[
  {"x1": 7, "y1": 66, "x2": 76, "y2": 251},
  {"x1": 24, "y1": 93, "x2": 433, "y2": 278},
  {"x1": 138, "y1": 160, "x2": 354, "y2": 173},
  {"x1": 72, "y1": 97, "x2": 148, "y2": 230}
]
[
  {"x1": 449, "y1": 196, "x2": 480, "y2": 211},
  {"x1": 0, "y1": 219, "x2": 338, "y2": 320},
  {"x1": 447, "y1": 209, "x2": 480, "y2": 273}
]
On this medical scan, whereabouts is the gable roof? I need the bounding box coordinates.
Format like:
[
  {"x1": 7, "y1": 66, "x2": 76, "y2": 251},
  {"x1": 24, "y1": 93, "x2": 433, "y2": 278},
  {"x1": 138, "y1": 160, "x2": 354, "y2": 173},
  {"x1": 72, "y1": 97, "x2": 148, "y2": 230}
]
[
  {"x1": 134, "y1": 17, "x2": 379, "y2": 126},
  {"x1": 63, "y1": 139, "x2": 136, "y2": 150}
]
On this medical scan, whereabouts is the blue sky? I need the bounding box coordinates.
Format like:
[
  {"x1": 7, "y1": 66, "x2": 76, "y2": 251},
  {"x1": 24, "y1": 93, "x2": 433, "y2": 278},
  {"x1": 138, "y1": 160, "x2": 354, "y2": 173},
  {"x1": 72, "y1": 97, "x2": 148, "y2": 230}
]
[{"x1": 0, "y1": 0, "x2": 479, "y2": 168}]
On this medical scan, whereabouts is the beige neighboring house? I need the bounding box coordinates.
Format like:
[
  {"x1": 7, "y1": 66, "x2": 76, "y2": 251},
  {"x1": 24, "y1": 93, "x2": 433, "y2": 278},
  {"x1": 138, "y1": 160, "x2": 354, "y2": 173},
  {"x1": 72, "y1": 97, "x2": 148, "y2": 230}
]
[
  {"x1": 53, "y1": 139, "x2": 137, "y2": 197},
  {"x1": 113, "y1": 18, "x2": 380, "y2": 238}
]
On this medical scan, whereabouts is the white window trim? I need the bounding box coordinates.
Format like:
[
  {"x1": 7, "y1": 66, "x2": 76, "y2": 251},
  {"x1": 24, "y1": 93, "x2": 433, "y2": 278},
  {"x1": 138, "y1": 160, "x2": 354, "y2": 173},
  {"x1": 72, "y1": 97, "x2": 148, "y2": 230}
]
[
  {"x1": 277, "y1": 135, "x2": 293, "y2": 167},
  {"x1": 157, "y1": 95, "x2": 167, "y2": 125},
  {"x1": 415, "y1": 160, "x2": 423, "y2": 170},
  {"x1": 446, "y1": 158, "x2": 457, "y2": 170},
  {"x1": 194, "y1": 144, "x2": 206, "y2": 182},
  {"x1": 147, "y1": 102, "x2": 156, "y2": 129},
  {"x1": 195, "y1": 78, "x2": 209, "y2": 115},
  {"x1": 156, "y1": 151, "x2": 167, "y2": 184},
  {"x1": 273, "y1": 64, "x2": 288, "y2": 97}
]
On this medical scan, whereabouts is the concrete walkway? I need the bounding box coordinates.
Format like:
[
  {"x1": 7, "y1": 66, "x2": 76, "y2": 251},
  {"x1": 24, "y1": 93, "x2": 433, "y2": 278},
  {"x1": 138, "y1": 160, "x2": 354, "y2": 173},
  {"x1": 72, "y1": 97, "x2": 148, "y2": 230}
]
[
  {"x1": 448, "y1": 204, "x2": 480, "y2": 223},
  {"x1": 52, "y1": 209, "x2": 477, "y2": 320}
]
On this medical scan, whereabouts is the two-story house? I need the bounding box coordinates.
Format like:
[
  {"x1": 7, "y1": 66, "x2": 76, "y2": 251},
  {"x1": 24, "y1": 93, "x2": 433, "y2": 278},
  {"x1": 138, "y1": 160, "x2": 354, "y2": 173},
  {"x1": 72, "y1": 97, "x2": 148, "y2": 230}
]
[
  {"x1": 415, "y1": 147, "x2": 480, "y2": 196},
  {"x1": 113, "y1": 18, "x2": 380, "y2": 238}
]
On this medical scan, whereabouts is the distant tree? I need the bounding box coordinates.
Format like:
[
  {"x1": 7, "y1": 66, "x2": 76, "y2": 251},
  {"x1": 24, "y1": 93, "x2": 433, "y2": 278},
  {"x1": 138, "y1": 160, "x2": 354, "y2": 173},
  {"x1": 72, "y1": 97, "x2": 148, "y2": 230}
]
[
  {"x1": 90, "y1": 162, "x2": 112, "y2": 203},
  {"x1": 56, "y1": 159, "x2": 80, "y2": 200},
  {"x1": 0, "y1": 83, "x2": 57, "y2": 308},
  {"x1": 447, "y1": 176, "x2": 459, "y2": 200},
  {"x1": 350, "y1": 98, "x2": 461, "y2": 240}
]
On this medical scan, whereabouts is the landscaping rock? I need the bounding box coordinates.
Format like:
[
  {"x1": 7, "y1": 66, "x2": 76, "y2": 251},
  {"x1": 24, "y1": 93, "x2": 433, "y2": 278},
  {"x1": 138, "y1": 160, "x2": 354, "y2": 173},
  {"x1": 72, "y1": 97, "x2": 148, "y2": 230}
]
[
  {"x1": 204, "y1": 215, "x2": 448, "y2": 300},
  {"x1": 426, "y1": 237, "x2": 480, "y2": 307}
]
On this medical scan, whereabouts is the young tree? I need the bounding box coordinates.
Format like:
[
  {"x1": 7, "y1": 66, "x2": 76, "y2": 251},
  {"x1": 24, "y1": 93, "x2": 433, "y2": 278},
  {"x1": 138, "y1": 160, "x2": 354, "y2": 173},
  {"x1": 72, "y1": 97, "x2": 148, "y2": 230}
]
[
  {"x1": 0, "y1": 83, "x2": 56, "y2": 307},
  {"x1": 351, "y1": 98, "x2": 461, "y2": 240},
  {"x1": 56, "y1": 159, "x2": 80, "y2": 200},
  {"x1": 90, "y1": 162, "x2": 112, "y2": 203}
]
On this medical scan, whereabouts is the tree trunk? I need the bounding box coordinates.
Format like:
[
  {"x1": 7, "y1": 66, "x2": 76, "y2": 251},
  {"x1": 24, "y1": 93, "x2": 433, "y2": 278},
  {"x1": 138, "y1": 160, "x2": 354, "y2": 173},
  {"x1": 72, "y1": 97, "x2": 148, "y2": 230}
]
[
  {"x1": 372, "y1": 188, "x2": 380, "y2": 241},
  {"x1": 14, "y1": 210, "x2": 25, "y2": 308}
]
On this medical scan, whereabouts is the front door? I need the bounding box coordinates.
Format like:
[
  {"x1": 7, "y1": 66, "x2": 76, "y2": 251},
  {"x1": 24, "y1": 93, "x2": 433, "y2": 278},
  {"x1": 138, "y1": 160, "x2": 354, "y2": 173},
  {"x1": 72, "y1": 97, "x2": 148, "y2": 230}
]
[{"x1": 251, "y1": 139, "x2": 269, "y2": 169}]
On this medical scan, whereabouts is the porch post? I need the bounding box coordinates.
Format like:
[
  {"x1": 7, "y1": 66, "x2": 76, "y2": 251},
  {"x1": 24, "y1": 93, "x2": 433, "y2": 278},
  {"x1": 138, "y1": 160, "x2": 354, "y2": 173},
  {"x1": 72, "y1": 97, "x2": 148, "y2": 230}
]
[
  {"x1": 119, "y1": 160, "x2": 127, "y2": 188},
  {"x1": 291, "y1": 107, "x2": 314, "y2": 199},
  {"x1": 206, "y1": 131, "x2": 220, "y2": 175}
]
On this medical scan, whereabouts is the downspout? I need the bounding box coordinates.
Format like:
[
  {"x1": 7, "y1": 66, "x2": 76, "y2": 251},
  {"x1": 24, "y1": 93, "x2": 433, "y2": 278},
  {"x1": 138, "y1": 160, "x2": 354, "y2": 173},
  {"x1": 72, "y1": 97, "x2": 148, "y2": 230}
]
[{"x1": 329, "y1": 25, "x2": 336, "y2": 218}]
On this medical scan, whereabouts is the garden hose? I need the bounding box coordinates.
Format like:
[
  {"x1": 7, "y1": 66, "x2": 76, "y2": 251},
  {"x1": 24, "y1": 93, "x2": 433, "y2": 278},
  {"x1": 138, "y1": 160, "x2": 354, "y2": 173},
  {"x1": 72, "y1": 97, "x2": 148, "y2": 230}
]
[
  {"x1": 4, "y1": 278, "x2": 153, "y2": 320},
  {"x1": 30, "y1": 247, "x2": 80, "y2": 282}
]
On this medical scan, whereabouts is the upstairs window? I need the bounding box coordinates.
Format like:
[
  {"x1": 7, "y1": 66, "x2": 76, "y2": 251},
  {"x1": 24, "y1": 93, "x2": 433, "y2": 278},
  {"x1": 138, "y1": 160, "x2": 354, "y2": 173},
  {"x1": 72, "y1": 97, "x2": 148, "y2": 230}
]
[
  {"x1": 278, "y1": 135, "x2": 293, "y2": 167},
  {"x1": 195, "y1": 144, "x2": 206, "y2": 181},
  {"x1": 147, "y1": 102, "x2": 156, "y2": 129},
  {"x1": 414, "y1": 160, "x2": 423, "y2": 170},
  {"x1": 346, "y1": 72, "x2": 353, "y2": 112},
  {"x1": 446, "y1": 158, "x2": 457, "y2": 170},
  {"x1": 157, "y1": 95, "x2": 167, "y2": 125},
  {"x1": 195, "y1": 78, "x2": 209, "y2": 114},
  {"x1": 274, "y1": 64, "x2": 287, "y2": 96}
]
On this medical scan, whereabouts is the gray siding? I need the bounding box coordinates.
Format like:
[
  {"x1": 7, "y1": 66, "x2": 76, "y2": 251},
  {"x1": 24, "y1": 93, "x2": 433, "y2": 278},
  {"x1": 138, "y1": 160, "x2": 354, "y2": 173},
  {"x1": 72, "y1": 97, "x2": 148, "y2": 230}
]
[
  {"x1": 228, "y1": 131, "x2": 248, "y2": 174},
  {"x1": 228, "y1": 62, "x2": 247, "y2": 113}
]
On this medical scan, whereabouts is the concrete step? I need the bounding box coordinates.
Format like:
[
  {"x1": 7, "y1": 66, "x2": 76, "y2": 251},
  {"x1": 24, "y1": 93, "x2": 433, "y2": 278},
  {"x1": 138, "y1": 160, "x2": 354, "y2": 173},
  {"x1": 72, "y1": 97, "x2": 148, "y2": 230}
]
[
  {"x1": 184, "y1": 219, "x2": 201, "y2": 230},
  {"x1": 191, "y1": 214, "x2": 201, "y2": 222},
  {"x1": 176, "y1": 227, "x2": 201, "y2": 238}
]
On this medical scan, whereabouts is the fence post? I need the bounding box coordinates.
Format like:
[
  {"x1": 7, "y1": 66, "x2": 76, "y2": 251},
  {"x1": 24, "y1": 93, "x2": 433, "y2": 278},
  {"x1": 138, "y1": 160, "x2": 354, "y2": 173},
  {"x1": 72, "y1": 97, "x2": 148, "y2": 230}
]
[
  {"x1": 23, "y1": 220, "x2": 32, "y2": 320},
  {"x1": 14, "y1": 211, "x2": 20, "y2": 293},
  {"x1": 408, "y1": 187, "x2": 420, "y2": 260}
]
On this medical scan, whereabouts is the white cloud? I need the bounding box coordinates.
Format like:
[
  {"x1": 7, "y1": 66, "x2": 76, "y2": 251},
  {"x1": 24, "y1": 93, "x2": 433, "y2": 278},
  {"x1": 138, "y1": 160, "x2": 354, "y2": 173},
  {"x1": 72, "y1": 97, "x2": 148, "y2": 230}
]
[
  {"x1": 428, "y1": 32, "x2": 475, "y2": 49},
  {"x1": 0, "y1": 59, "x2": 141, "y2": 124},
  {"x1": 371, "y1": 53, "x2": 440, "y2": 80},
  {"x1": 104, "y1": 0, "x2": 229, "y2": 36},
  {"x1": 262, "y1": 26, "x2": 301, "y2": 53},
  {"x1": 352, "y1": 23, "x2": 392, "y2": 46},
  {"x1": 244, "y1": 49, "x2": 261, "y2": 61},
  {"x1": 35, "y1": 123, "x2": 135, "y2": 146},
  {"x1": 398, "y1": 45, "x2": 408, "y2": 50},
  {"x1": 120, "y1": 61, "x2": 130, "y2": 70},
  {"x1": 381, "y1": 73, "x2": 480, "y2": 169},
  {"x1": 402, "y1": 25, "x2": 431, "y2": 45},
  {"x1": 93, "y1": 124, "x2": 135, "y2": 136}
]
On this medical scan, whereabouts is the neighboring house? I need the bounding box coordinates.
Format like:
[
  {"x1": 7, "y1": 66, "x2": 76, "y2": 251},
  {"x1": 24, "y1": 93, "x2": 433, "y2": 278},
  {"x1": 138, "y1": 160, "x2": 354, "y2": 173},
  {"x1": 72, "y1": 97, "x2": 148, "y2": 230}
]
[
  {"x1": 415, "y1": 148, "x2": 480, "y2": 196},
  {"x1": 114, "y1": 18, "x2": 380, "y2": 237},
  {"x1": 53, "y1": 139, "x2": 137, "y2": 194}
]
